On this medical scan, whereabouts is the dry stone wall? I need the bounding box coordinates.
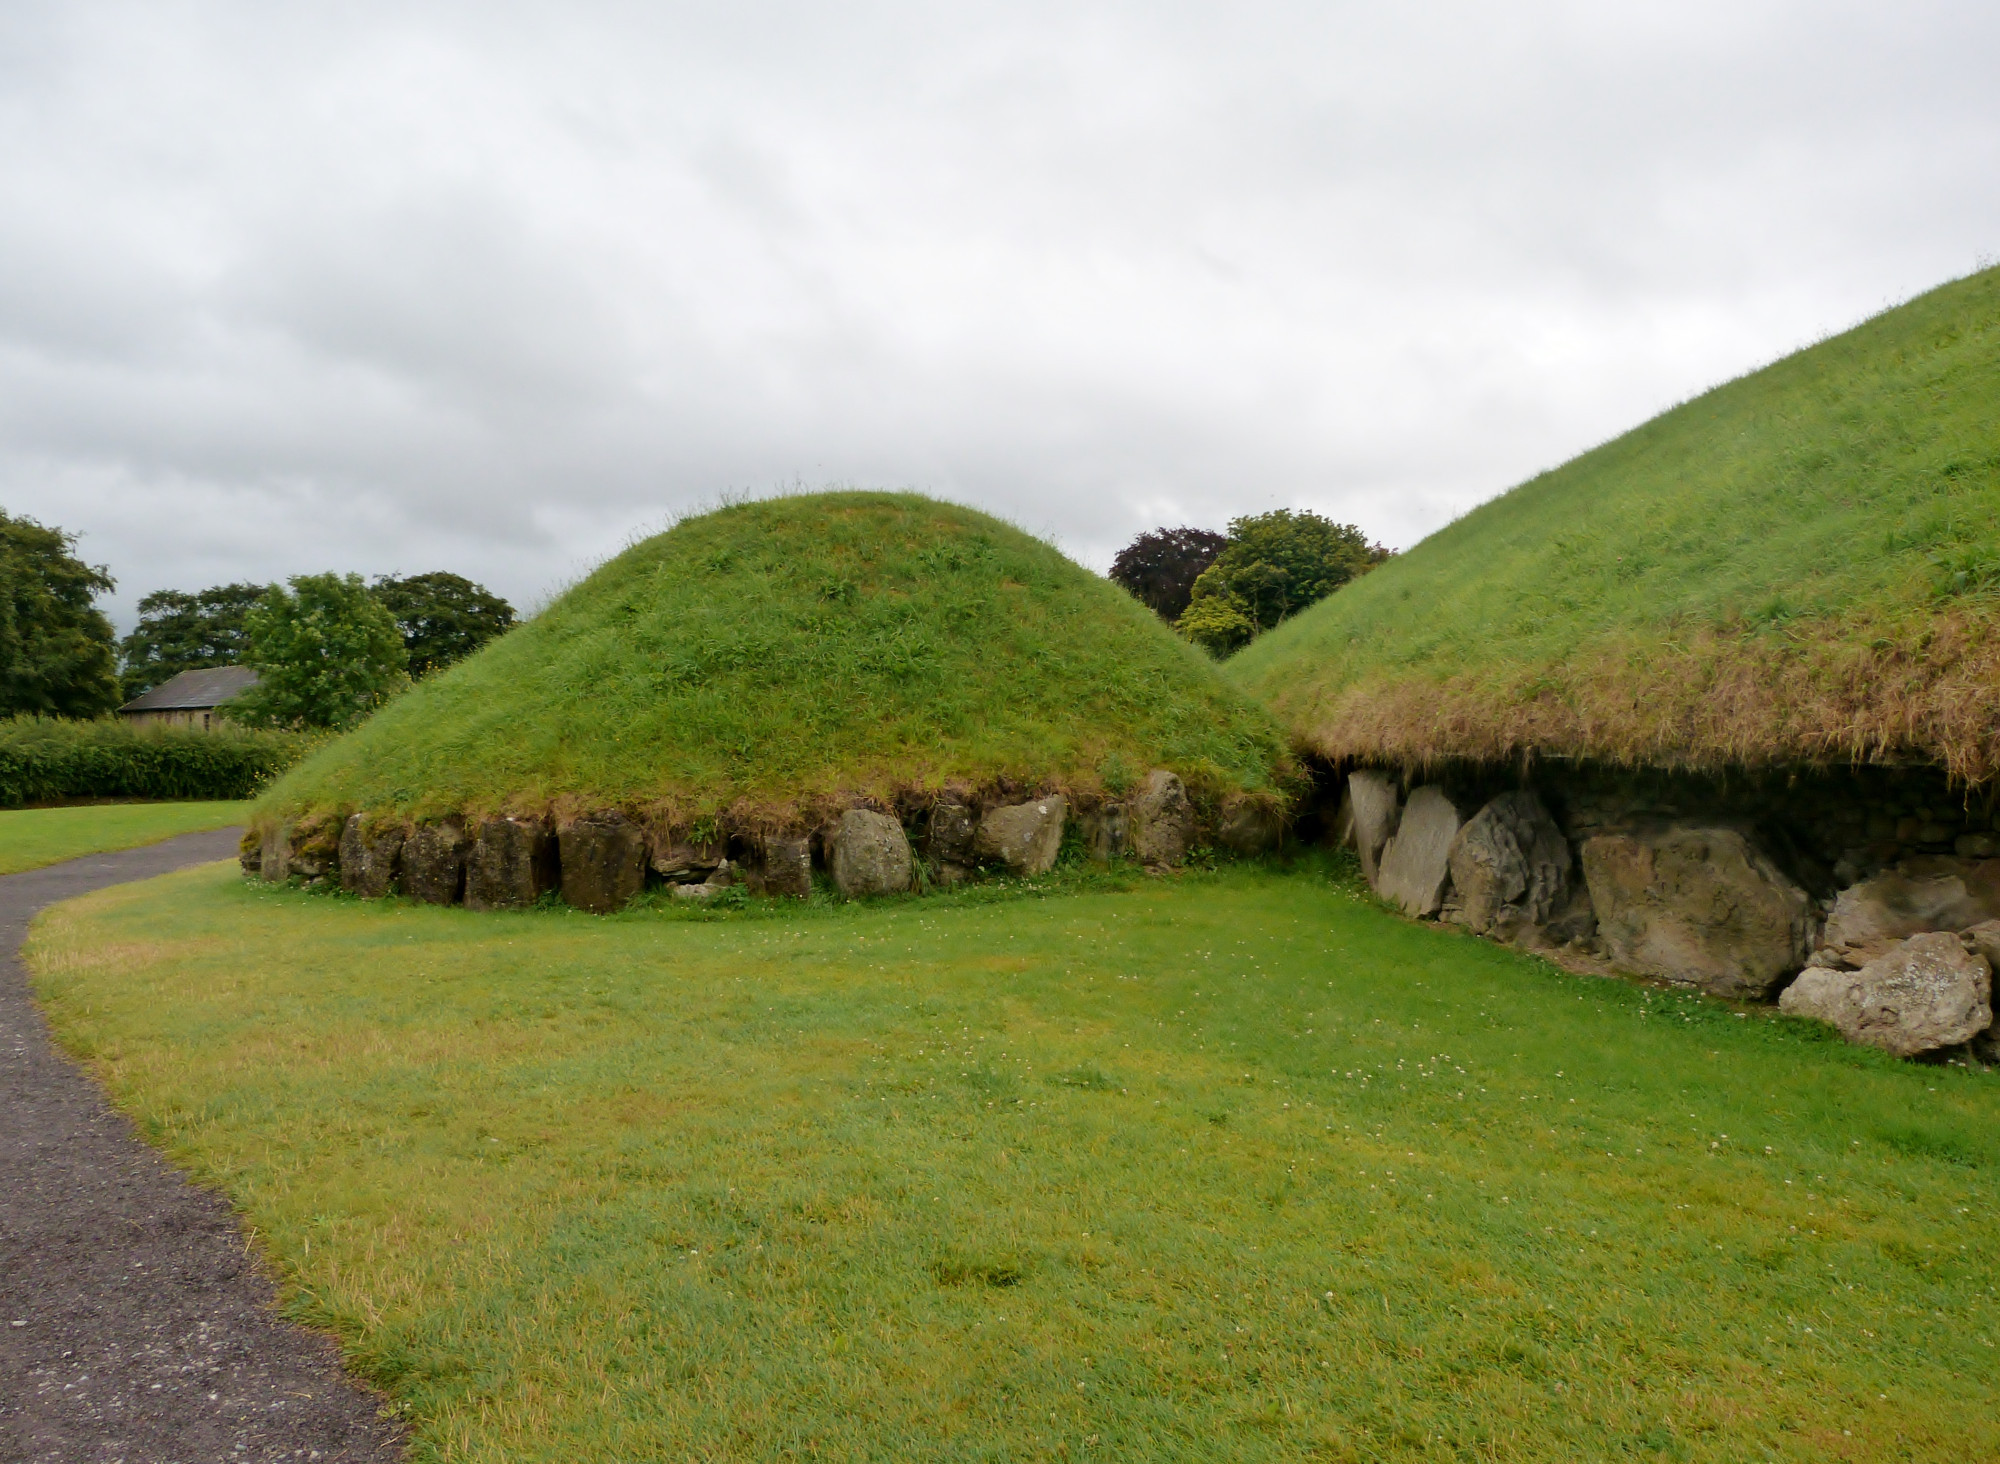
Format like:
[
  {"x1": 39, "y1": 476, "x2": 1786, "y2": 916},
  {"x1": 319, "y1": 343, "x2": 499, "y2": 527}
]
[
  {"x1": 1331, "y1": 760, "x2": 2000, "y2": 1061},
  {"x1": 244, "y1": 766, "x2": 1284, "y2": 916}
]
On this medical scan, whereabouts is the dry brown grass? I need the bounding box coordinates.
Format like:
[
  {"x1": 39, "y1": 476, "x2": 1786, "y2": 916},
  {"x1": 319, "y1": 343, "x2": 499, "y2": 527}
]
[{"x1": 1282, "y1": 605, "x2": 2000, "y2": 784}]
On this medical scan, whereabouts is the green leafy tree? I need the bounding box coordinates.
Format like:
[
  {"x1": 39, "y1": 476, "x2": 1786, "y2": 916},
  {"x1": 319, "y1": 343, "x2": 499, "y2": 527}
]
[
  {"x1": 231, "y1": 574, "x2": 409, "y2": 730},
  {"x1": 1176, "y1": 509, "x2": 1388, "y2": 654},
  {"x1": 0, "y1": 511, "x2": 120, "y2": 717},
  {"x1": 117, "y1": 583, "x2": 271, "y2": 699},
  {"x1": 370, "y1": 571, "x2": 516, "y2": 677}
]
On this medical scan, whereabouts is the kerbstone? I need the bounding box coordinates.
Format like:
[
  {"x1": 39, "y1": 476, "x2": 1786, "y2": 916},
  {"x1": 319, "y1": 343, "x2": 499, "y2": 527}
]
[
  {"x1": 829, "y1": 809, "x2": 913, "y2": 896},
  {"x1": 1376, "y1": 787, "x2": 1463, "y2": 917},
  {"x1": 1821, "y1": 857, "x2": 2000, "y2": 964},
  {"x1": 976, "y1": 796, "x2": 1068, "y2": 876},
  {"x1": 1346, "y1": 771, "x2": 1400, "y2": 886},
  {"x1": 559, "y1": 812, "x2": 648, "y2": 914},
  {"x1": 1780, "y1": 932, "x2": 1993, "y2": 1057},
  {"x1": 1582, "y1": 823, "x2": 1811, "y2": 998},
  {"x1": 403, "y1": 821, "x2": 468, "y2": 905},
  {"x1": 1127, "y1": 771, "x2": 1193, "y2": 867},
  {"x1": 1217, "y1": 794, "x2": 1283, "y2": 855},
  {"x1": 338, "y1": 816, "x2": 404, "y2": 899},
  {"x1": 1447, "y1": 790, "x2": 1570, "y2": 938},
  {"x1": 465, "y1": 816, "x2": 556, "y2": 911}
]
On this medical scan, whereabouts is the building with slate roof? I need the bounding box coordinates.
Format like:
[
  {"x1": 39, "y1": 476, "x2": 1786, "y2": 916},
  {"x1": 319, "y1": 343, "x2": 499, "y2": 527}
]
[{"x1": 117, "y1": 666, "x2": 260, "y2": 730}]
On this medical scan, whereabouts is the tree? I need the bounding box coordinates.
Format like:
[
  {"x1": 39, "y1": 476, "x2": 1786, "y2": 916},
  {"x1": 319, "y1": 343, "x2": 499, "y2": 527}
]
[
  {"x1": 371, "y1": 571, "x2": 516, "y2": 677},
  {"x1": 0, "y1": 511, "x2": 120, "y2": 718},
  {"x1": 230, "y1": 574, "x2": 409, "y2": 730},
  {"x1": 1176, "y1": 509, "x2": 1389, "y2": 655},
  {"x1": 1108, "y1": 527, "x2": 1228, "y2": 622},
  {"x1": 117, "y1": 583, "x2": 271, "y2": 699}
]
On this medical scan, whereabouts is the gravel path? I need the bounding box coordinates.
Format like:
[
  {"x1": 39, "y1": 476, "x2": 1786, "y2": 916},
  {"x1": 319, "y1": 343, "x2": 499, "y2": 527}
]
[{"x1": 0, "y1": 831, "x2": 405, "y2": 1464}]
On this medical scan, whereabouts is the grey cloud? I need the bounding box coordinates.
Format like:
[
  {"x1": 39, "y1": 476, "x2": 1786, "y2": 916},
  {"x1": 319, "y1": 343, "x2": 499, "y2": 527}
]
[{"x1": 1, "y1": 0, "x2": 1995, "y2": 627}]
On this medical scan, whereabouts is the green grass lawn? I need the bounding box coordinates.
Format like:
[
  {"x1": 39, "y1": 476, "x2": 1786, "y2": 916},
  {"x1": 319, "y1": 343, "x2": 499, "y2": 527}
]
[
  {"x1": 0, "y1": 801, "x2": 247, "y2": 875},
  {"x1": 28, "y1": 862, "x2": 2000, "y2": 1462}
]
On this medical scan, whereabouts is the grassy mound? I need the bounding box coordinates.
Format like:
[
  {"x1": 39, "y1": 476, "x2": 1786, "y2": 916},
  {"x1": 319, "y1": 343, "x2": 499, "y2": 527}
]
[
  {"x1": 1229, "y1": 266, "x2": 2000, "y2": 780},
  {"x1": 256, "y1": 493, "x2": 1292, "y2": 833}
]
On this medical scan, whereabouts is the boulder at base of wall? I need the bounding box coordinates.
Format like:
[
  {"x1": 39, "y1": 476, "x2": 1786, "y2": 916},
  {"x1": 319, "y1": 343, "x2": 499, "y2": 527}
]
[
  {"x1": 1217, "y1": 794, "x2": 1284, "y2": 855},
  {"x1": 1447, "y1": 791, "x2": 1571, "y2": 940},
  {"x1": 1780, "y1": 931, "x2": 1993, "y2": 1058},
  {"x1": 1081, "y1": 802, "x2": 1129, "y2": 863},
  {"x1": 466, "y1": 816, "x2": 557, "y2": 910},
  {"x1": 976, "y1": 796, "x2": 1069, "y2": 875},
  {"x1": 404, "y1": 821, "x2": 468, "y2": 905},
  {"x1": 259, "y1": 824, "x2": 291, "y2": 883},
  {"x1": 238, "y1": 829, "x2": 262, "y2": 876},
  {"x1": 1127, "y1": 771, "x2": 1193, "y2": 867},
  {"x1": 1819, "y1": 857, "x2": 2000, "y2": 965},
  {"x1": 559, "y1": 812, "x2": 648, "y2": 913},
  {"x1": 927, "y1": 799, "x2": 978, "y2": 884},
  {"x1": 1582, "y1": 823, "x2": 1811, "y2": 998},
  {"x1": 829, "y1": 809, "x2": 913, "y2": 896},
  {"x1": 674, "y1": 862, "x2": 736, "y2": 900},
  {"x1": 1376, "y1": 787, "x2": 1464, "y2": 917},
  {"x1": 1346, "y1": 771, "x2": 1400, "y2": 886},
  {"x1": 339, "y1": 815, "x2": 404, "y2": 899},
  {"x1": 758, "y1": 834, "x2": 812, "y2": 899}
]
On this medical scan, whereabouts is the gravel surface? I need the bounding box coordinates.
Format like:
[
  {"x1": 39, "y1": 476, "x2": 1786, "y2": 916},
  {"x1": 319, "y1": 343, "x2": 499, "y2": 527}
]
[{"x1": 0, "y1": 831, "x2": 405, "y2": 1464}]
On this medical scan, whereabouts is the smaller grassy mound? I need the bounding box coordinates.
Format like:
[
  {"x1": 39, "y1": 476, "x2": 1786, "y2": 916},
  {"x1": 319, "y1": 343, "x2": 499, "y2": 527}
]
[
  {"x1": 256, "y1": 493, "x2": 1292, "y2": 836},
  {"x1": 0, "y1": 801, "x2": 247, "y2": 875},
  {"x1": 1229, "y1": 266, "x2": 2000, "y2": 779}
]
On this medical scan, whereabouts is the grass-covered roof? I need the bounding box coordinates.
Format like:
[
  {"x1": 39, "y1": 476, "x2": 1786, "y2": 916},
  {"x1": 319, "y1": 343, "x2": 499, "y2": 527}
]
[
  {"x1": 256, "y1": 492, "x2": 1293, "y2": 829},
  {"x1": 1228, "y1": 265, "x2": 2000, "y2": 782}
]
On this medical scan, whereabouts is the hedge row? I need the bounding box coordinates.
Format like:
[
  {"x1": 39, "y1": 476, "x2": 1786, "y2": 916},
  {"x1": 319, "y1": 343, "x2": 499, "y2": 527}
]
[{"x1": 0, "y1": 716, "x2": 312, "y2": 807}]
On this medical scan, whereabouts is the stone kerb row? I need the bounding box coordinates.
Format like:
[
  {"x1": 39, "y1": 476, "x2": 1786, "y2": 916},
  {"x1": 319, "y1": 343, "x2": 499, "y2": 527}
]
[
  {"x1": 243, "y1": 771, "x2": 1284, "y2": 913},
  {"x1": 1336, "y1": 769, "x2": 2000, "y2": 1062}
]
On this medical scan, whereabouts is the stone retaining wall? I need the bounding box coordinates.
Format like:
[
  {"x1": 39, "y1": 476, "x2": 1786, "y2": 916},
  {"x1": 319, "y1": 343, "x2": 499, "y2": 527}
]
[
  {"x1": 242, "y1": 771, "x2": 1286, "y2": 913},
  {"x1": 1330, "y1": 760, "x2": 2000, "y2": 1062}
]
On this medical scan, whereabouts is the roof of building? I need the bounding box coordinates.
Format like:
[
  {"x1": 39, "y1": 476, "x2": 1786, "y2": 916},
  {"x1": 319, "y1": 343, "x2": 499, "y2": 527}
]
[{"x1": 119, "y1": 665, "x2": 260, "y2": 714}]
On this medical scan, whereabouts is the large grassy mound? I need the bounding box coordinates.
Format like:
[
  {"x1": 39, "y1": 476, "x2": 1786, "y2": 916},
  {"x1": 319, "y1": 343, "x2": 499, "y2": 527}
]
[
  {"x1": 257, "y1": 493, "x2": 1292, "y2": 831},
  {"x1": 1229, "y1": 266, "x2": 2000, "y2": 780}
]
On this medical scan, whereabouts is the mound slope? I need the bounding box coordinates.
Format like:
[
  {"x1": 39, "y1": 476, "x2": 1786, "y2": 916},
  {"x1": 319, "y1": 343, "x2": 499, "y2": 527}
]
[
  {"x1": 1229, "y1": 266, "x2": 2000, "y2": 781},
  {"x1": 256, "y1": 493, "x2": 1292, "y2": 837}
]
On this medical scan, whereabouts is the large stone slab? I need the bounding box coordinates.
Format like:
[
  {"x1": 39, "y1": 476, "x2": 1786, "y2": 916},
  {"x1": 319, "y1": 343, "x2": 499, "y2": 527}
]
[
  {"x1": 339, "y1": 815, "x2": 404, "y2": 899},
  {"x1": 465, "y1": 816, "x2": 557, "y2": 911},
  {"x1": 1781, "y1": 932, "x2": 1993, "y2": 1057},
  {"x1": 404, "y1": 821, "x2": 468, "y2": 905},
  {"x1": 258, "y1": 824, "x2": 291, "y2": 883},
  {"x1": 758, "y1": 834, "x2": 812, "y2": 899},
  {"x1": 1346, "y1": 771, "x2": 1400, "y2": 886},
  {"x1": 559, "y1": 812, "x2": 648, "y2": 914},
  {"x1": 1447, "y1": 790, "x2": 1570, "y2": 938},
  {"x1": 1217, "y1": 794, "x2": 1284, "y2": 855},
  {"x1": 976, "y1": 796, "x2": 1069, "y2": 875},
  {"x1": 1821, "y1": 857, "x2": 2000, "y2": 964},
  {"x1": 1376, "y1": 786, "x2": 1463, "y2": 917},
  {"x1": 1127, "y1": 770, "x2": 1193, "y2": 867},
  {"x1": 926, "y1": 799, "x2": 978, "y2": 884},
  {"x1": 1582, "y1": 823, "x2": 1812, "y2": 998},
  {"x1": 1081, "y1": 802, "x2": 1129, "y2": 863},
  {"x1": 829, "y1": 809, "x2": 913, "y2": 896}
]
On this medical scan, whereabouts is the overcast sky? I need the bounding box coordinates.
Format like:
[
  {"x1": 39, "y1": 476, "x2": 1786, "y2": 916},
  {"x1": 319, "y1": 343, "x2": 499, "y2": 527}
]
[{"x1": 3, "y1": 0, "x2": 1996, "y2": 628}]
